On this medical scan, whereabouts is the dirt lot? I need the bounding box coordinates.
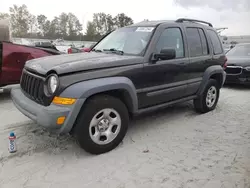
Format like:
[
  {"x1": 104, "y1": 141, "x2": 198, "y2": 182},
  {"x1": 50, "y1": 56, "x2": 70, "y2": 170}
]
[{"x1": 0, "y1": 87, "x2": 250, "y2": 188}]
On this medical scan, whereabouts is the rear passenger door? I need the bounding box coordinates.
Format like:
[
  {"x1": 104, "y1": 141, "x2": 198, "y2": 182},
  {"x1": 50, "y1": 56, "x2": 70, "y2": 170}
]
[{"x1": 184, "y1": 27, "x2": 212, "y2": 96}]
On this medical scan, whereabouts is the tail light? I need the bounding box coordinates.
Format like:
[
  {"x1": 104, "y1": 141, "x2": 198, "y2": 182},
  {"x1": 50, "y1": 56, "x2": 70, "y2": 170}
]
[
  {"x1": 223, "y1": 56, "x2": 227, "y2": 70},
  {"x1": 68, "y1": 48, "x2": 72, "y2": 54}
]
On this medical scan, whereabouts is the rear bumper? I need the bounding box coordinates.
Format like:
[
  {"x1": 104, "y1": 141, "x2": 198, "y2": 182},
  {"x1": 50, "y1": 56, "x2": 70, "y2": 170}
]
[{"x1": 11, "y1": 87, "x2": 85, "y2": 133}]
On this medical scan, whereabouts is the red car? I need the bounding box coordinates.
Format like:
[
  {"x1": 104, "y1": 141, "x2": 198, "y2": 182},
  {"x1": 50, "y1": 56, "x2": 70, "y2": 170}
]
[
  {"x1": 0, "y1": 41, "x2": 61, "y2": 87},
  {"x1": 79, "y1": 43, "x2": 97, "y2": 52}
]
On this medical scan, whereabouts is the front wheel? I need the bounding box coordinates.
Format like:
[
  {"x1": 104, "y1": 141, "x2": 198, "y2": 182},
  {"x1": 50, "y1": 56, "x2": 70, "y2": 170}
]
[
  {"x1": 73, "y1": 95, "x2": 129, "y2": 155},
  {"x1": 194, "y1": 79, "x2": 220, "y2": 113}
]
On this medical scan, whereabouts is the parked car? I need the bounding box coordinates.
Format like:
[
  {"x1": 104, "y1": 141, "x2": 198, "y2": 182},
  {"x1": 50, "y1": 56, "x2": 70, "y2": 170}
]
[
  {"x1": 34, "y1": 41, "x2": 61, "y2": 52},
  {"x1": 11, "y1": 18, "x2": 226, "y2": 154},
  {"x1": 67, "y1": 46, "x2": 84, "y2": 54},
  {"x1": 0, "y1": 41, "x2": 62, "y2": 87},
  {"x1": 223, "y1": 44, "x2": 231, "y2": 53},
  {"x1": 54, "y1": 44, "x2": 73, "y2": 54},
  {"x1": 225, "y1": 43, "x2": 250, "y2": 85},
  {"x1": 79, "y1": 42, "x2": 97, "y2": 52}
]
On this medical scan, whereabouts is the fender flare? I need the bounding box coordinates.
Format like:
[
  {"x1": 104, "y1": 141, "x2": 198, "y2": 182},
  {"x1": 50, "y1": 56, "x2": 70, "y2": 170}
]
[
  {"x1": 197, "y1": 65, "x2": 226, "y2": 95},
  {"x1": 59, "y1": 76, "x2": 138, "y2": 113}
]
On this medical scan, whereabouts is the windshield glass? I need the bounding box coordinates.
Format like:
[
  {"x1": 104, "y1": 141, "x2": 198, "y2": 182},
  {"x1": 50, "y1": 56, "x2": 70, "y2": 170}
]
[
  {"x1": 93, "y1": 26, "x2": 155, "y2": 55},
  {"x1": 226, "y1": 44, "x2": 250, "y2": 57}
]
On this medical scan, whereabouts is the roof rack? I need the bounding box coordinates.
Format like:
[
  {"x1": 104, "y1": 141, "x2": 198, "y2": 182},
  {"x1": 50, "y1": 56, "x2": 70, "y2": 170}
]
[{"x1": 176, "y1": 18, "x2": 213, "y2": 27}]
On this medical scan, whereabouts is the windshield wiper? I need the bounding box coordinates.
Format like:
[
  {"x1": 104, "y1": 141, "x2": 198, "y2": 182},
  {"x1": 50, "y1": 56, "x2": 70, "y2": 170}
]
[{"x1": 103, "y1": 48, "x2": 124, "y2": 55}]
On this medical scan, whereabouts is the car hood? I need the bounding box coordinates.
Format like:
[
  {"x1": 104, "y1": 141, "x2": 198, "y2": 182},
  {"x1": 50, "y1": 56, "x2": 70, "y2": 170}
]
[
  {"x1": 25, "y1": 52, "x2": 144, "y2": 75},
  {"x1": 227, "y1": 56, "x2": 250, "y2": 67}
]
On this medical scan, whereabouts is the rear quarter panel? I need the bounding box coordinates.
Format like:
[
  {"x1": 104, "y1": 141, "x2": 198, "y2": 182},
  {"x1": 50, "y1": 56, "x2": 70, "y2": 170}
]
[
  {"x1": 0, "y1": 42, "x2": 2, "y2": 85},
  {"x1": 0, "y1": 42, "x2": 53, "y2": 86}
]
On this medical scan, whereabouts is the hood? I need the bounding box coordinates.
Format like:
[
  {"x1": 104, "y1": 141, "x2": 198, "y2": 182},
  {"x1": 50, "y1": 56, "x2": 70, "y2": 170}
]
[
  {"x1": 25, "y1": 52, "x2": 144, "y2": 75},
  {"x1": 227, "y1": 56, "x2": 250, "y2": 67}
]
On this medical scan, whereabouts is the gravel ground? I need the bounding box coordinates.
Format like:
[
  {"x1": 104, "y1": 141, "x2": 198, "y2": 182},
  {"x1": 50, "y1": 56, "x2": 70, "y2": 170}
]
[{"x1": 0, "y1": 86, "x2": 250, "y2": 188}]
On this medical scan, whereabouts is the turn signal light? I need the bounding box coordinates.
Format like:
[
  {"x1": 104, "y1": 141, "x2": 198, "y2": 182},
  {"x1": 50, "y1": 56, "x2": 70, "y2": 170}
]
[
  {"x1": 57, "y1": 116, "x2": 66, "y2": 125},
  {"x1": 52, "y1": 96, "x2": 76, "y2": 105}
]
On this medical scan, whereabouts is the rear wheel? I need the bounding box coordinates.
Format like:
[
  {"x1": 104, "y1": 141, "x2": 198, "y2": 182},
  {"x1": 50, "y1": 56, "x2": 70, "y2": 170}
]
[
  {"x1": 194, "y1": 79, "x2": 220, "y2": 113},
  {"x1": 74, "y1": 95, "x2": 129, "y2": 154}
]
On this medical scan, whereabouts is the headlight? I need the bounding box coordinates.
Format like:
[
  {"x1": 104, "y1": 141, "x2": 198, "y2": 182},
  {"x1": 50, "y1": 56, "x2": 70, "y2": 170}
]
[
  {"x1": 245, "y1": 67, "x2": 250, "y2": 71},
  {"x1": 47, "y1": 75, "x2": 58, "y2": 94}
]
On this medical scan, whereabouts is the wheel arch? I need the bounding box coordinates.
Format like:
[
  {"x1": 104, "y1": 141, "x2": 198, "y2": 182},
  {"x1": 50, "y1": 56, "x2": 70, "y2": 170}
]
[
  {"x1": 59, "y1": 76, "x2": 138, "y2": 114},
  {"x1": 197, "y1": 65, "x2": 226, "y2": 96}
]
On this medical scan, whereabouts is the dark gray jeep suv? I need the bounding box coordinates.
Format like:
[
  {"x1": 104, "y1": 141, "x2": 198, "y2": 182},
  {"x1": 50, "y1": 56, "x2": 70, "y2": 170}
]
[{"x1": 11, "y1": 18, "x2": 226, "y2": 154}]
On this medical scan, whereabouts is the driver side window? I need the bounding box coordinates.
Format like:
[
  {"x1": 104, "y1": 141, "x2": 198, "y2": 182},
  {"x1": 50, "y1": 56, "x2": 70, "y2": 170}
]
[{"x1": 155, "y1": 27, "x2": 184, "y2": 58}]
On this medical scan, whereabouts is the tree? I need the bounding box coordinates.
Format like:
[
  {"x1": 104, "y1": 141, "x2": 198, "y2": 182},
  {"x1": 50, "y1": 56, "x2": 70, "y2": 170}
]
[
  {"x1": 37, "y1": 14, "x2": 47, "y2": 36},
  {"x1": 92, "y1": 13, "x2": 106, "y2": 36},
  {"x1": 84, "y1": 21, "x2": 98, "y2": 41},
  {"x1": 3, "y1": 4, "x2": 135, "y2": 40},
  {"x1": 113, "y1": 13, "x2": 133, "y2": 28},
  {"x1": 28, "y1": 15, "x2": 38, "y2": 35},
  {"x1": 0, "y1": 13, "x2": 10, "y2": 20},
  {"x1": 91, "y1": 12, "x2": 133, "y2": 37},
  {"x1": 67, "y1": 13, "x2": 82, "y2": 40},
  {"x1": 106, "y1": 14, "x2": 115, "y2": 32},
  {"x1": 92, "y1": 13, "x2": 115, "y2": 36},
  {"x1": 58, "y1": 12, "x2": 68, "y2": 38},
  {"x1": 9, "y1": 4, "x2": 32, "y2": 37},
  {"x1": 48, "y1": 17, "x2": 60, "y2": 39}
]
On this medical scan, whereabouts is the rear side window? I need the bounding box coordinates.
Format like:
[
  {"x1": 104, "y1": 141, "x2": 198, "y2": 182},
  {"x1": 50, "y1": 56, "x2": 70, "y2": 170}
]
[
  {"x1": 207, "y1": 29, "x2": 223, "y2": 54},
  {"x1": 186, "y1": 28, "x2": 203, "y2": 57},
  {"x1": 198, "y1": 28, "x2": 209, "y2": 55}
]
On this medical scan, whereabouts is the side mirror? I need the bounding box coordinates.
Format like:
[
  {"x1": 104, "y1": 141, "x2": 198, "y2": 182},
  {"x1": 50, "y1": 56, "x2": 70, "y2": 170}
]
[{"x1": 153, "y1": 48, "x2": 176, "y2": 61}]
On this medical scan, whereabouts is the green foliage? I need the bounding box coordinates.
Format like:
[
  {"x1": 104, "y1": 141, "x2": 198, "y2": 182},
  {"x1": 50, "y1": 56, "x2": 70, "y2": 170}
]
[
  {"x1": 0, "y1": 4, "x2": 134, "y2": 41},
  {"x1": 9, "y1": 4, "x2": 31, "y2": 37},
  {"x1": 113, "y1": 13, "x2": 134, "y2": 28},
  {"x1": 0, "y1": 13, "x2": 10, "y2": 20},
  {"x1": 85, "y1": 12, "x2": 133, "y2": 41},
  {"x1": 84, "y1": 21, "x2": 98, "y2": 41}
]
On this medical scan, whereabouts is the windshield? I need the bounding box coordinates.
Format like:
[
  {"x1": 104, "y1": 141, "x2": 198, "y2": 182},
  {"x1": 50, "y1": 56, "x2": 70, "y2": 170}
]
[
  {"x1": 226, "y1": 44, "x2": 250, "y2": 57},
  {"x1": 93, "y1": 26, "x2": 155, "y2": 55}
]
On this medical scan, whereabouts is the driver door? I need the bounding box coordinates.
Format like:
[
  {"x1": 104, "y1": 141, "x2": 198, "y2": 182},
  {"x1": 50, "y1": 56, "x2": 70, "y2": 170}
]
[{"x1": 138, "y1": 26, "x2": 190, "y2": 108}]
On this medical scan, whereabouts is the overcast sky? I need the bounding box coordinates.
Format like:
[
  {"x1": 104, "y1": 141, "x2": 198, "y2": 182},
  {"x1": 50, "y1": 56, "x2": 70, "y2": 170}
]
[{"x1": 1, "y1": 0, "x2": 250, "y2": 36}]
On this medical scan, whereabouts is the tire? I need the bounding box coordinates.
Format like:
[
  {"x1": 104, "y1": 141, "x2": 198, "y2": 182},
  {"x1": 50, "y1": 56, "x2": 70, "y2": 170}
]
[
  {"x1": 193, "y1": 79, "x2": 220, "y2": 113},
  {"x1": 73, "y1": 95, "x2": 129, "y2": 155}
]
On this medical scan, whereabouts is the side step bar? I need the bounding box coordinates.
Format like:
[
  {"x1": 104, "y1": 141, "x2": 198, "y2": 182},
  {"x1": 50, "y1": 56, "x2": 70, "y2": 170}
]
[{"x1": 135, "y1": 95, "x2": 197, "y2": 115}]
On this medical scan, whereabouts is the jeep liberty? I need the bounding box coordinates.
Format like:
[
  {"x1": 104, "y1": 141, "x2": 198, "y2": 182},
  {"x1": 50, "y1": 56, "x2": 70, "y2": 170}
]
[{"x1": 11, "y1": 18, "x2": 227, "y2": 154}]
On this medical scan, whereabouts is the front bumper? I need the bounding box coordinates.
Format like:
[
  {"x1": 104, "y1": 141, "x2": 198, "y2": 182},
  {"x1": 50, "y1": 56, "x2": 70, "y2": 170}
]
[
  {"x1": 11, "y1": 87, "x2": 85, "y2": 133},
  {"x1": 225, "y1": 69, "x2": 250, "y2": 85}
]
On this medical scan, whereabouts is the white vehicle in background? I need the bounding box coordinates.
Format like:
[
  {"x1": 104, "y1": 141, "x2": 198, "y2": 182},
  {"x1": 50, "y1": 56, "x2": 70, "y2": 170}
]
[
  {"x1": 52, "y1": 39, "x2": 84, "y2": 54},
  {"x1": 54, "y1": 45, "x2": 72, "y2": 53},
  {"x1": 52, "y1": 39, "x2": 72, "y2": 53}
]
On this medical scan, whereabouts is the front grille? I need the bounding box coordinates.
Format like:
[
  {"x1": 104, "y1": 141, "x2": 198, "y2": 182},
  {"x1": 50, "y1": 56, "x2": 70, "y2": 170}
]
[
  {"x1": 20, "y1": 69, "x2": 49, "y2": 106},
  {"x1": 225, "y1": 66, "x2": 242, "y2": 75}
]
